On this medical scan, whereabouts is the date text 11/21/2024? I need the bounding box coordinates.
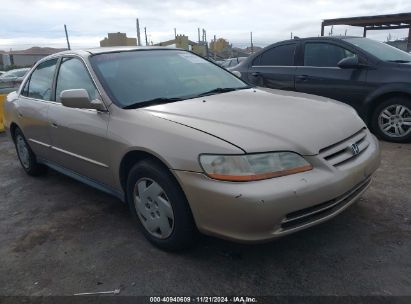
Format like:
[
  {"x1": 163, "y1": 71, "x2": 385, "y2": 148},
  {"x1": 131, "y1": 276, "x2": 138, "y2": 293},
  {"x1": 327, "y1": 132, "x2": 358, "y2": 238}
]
[{"x1": 149, "y1": 296, "x2": 258, "y2": 303}]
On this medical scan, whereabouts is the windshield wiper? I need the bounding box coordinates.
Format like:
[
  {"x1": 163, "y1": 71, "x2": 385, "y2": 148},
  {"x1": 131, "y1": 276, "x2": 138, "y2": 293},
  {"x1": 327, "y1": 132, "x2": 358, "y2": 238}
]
[
  {"x1": 123, "y1": 97, "x2": 184, "y2": 109},
  {"x1": 387, "y1": 60, "x2": 410, "y2": 63},
  {"x1": 196, "y1": 86, "x2": 251, "y2": 98},
  {"x1": 123, "y1": 86, "x2": 253, "y2": 109}
]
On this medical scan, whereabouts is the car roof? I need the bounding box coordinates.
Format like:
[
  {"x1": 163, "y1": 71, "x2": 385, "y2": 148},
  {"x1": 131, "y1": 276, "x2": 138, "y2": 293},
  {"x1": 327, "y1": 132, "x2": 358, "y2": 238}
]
[
  {"x1": 275, "y1": 36, "x2": 362, "y2": 44},
  {"x1": 33, "y1": 46, "x2": 189, "y2": 68},
  {"x1": 50, "y1": 46, "x2": 182, "y2": 57},
  {"x1": 87, "y1": 46, "x2": 181, "y2": 54}
]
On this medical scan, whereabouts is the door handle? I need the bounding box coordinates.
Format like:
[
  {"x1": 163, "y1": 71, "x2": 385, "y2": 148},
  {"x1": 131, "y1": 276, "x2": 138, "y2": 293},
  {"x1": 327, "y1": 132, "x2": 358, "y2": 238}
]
[
  {"x1": 251, "y1": 72, "x2": 260, "y2": 77},
  {"x1": 50, "y1": 122, "x2": 58, "y2": 128},
  {"x1": 296, "y1": 75, "x2": 308, "y2": 81}
]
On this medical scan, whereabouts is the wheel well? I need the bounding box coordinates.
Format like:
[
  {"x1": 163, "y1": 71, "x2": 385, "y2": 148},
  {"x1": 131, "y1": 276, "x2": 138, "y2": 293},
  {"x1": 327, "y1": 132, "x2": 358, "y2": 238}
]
[
  {"x1": 119, "y1": 150, "x2": 169, "y2": 192},
  {"x1": 368, "y1": 92, "x2": 411, "y2": 122}
]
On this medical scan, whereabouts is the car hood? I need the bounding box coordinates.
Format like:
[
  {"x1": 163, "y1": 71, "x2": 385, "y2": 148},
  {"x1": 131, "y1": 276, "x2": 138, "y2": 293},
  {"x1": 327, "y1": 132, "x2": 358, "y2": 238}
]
[{"x1": 142, "y1": 88, "x2": 365, "y2": 155}]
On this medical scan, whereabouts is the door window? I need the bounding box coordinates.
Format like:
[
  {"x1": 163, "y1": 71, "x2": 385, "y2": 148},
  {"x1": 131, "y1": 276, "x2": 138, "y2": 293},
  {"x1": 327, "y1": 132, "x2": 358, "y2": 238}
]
[
  {"x1": 25, "y1": 59, "x2": 58, "y2": 100},
  {"x1": 255, "y1": 44, "x2": 296, "y2": 66},
  {"x1": 21, "y1": 78, "x2": 29, "y2": 96},
  {"x1": 304, "y1": 43, "x2": 356, "y2": 67},
  {"x1": 55, "y1": 57, "x2": 98, "y2": 102}
]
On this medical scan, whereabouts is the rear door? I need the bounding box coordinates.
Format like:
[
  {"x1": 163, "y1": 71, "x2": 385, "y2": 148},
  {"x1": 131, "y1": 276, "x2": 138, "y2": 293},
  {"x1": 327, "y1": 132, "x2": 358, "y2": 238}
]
[
  {"x1": 16, "y1": 58, "x2": 58, "y2": 158},
  {"x1": 295, "y1": 41, "x2": 369, "y2": 108},
  {"x1": 47, "y1": 56, "x2": 113, "y2": 186},
  {"x1": 246, "y1": 43, "x2": 297, "y2": 90}
]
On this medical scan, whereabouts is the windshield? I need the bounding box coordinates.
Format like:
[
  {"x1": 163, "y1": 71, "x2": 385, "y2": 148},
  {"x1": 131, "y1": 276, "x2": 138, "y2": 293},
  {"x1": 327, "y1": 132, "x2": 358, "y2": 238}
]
[
  {"x1": 346, "y1": 38, "x2": 411, "y2": 62},
  {"x1": 90, "y1": 50, "x2": 248, "y2": 108}
]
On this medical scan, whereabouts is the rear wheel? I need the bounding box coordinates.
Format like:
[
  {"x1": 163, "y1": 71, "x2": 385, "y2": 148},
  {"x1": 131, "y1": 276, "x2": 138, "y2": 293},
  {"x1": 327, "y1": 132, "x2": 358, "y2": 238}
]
[
  {"x1": 126, "y1": 159, "x2": 197, "y2": 251},
  {"x1": 371, "y1": 97, "x2": 411, "y2": 143},
  {"x1": 13, "y1": 128, "x2": 47, "y2": 176}
]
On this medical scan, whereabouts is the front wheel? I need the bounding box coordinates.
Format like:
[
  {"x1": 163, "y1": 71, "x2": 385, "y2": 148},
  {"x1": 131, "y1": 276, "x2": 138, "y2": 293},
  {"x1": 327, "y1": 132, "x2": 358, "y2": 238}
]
[
  {"x1": 126, "y1": 159, "x2": 197, "y2": 251},
  {"x1": 371, "y1": 97, "x2": 411, "y2": 143}
]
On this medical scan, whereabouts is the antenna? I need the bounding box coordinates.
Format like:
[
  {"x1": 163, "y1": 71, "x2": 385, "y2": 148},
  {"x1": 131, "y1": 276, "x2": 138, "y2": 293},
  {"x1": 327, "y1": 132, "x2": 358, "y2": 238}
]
[{"x1": 64, "y1": 24, "x2": 71, "y2": 50}]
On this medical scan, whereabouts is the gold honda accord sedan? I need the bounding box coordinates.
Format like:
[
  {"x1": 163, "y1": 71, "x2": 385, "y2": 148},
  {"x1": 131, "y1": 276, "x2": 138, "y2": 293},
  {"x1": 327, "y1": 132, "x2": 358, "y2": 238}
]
[{"x1": 4, "y1": 47, "x2": 380, "y2": 250}]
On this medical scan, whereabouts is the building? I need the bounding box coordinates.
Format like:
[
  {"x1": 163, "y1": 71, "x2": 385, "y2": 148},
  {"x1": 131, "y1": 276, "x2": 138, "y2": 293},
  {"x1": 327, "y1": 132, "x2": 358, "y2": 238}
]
[
  {"x1": 1, "y1": 47, "x2": 66, "y2": 69},
  {"x1": 156, "y1": 35, "x2": 194, "y2": 49},
  {"x1": 100, "y1": 32, "x2": 137, "y2": 47},
  {"x1": 155, "y1": 34, "x2": 207, "y2": 57}
]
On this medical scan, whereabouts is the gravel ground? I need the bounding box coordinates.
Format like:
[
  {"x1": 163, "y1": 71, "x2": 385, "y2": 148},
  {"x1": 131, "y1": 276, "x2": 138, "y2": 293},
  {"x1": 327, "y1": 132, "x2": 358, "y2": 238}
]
[{"x1": 0, "y1": 133, "x2": 410, "y2": 296}]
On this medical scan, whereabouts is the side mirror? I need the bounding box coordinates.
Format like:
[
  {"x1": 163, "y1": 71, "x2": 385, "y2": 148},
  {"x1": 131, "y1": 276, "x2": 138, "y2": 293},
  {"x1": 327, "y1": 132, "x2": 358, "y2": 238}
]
[
  {"x1": 337, "y1": 56, "x2": 360, "y2": 69},
  {"x1": 60, "y1": 89, "x2": 106, "y2": 111}
]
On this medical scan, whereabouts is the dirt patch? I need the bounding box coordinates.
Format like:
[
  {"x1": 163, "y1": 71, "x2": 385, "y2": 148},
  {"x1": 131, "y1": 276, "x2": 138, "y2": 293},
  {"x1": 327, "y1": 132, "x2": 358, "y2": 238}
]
[{"x1": 12, "y1": 225, "x2": 56, "y2": 253}]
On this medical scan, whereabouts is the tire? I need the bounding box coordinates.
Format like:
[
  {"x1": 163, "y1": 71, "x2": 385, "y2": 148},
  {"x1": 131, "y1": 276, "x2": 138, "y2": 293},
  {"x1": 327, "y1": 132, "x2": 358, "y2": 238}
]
[
  {"x1": 13, "y1": 128, "x2": 48, "y2": 176},
  {"x1": 371, "y1": 97, "x2": 411, "y2": 143},
  {"x1": 126, "y1": 159, "x2": 197, "y2": 251}
]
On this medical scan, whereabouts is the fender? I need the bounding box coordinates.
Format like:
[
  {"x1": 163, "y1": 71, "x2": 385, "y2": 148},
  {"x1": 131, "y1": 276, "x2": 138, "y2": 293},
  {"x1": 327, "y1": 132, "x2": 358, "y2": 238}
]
[
  {"x1": 363, "y1": 83, "x2": 411, "y2": 108},
  {"x1": 360, "y1": 83, "x2": 411, "y2": 122}
]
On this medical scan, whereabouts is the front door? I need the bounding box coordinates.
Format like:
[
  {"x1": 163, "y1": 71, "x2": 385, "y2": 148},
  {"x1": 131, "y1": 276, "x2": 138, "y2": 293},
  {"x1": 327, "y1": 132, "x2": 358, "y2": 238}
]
[
  {"x1": 47, "y1": 57, "x2": 113, "y2": 187},
  {"x1": 295, "y1": 41, "x2": 369, "y2": 109}
]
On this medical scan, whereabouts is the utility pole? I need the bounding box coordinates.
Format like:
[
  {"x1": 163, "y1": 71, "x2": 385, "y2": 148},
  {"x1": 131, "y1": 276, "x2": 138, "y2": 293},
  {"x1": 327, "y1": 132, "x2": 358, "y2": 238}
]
[
  {"x1": 202, "y1": 29, "x2": 209, "y2": 58},
  {"x1": 213, "y1": 35, "x2": 216, "y2": 60},
  {"x1": 136, "y1": 19, "x2": 142, "y2": 46},
  {"x1": 144, "y1": 27, "x2": 148, "y2": 46},
  {"x1": 198, "y1": 28, "x2": 201, "y2": 44},
  {"x1": 291, "y1": 32, "x2": 293, "y2": 39},
  {"x1": 174, "y1": 28, "x2": 177, "y2": 38},
  {"x1": 250, "y1": 31, "x2": 253, "y2": 54},
  {"x1": 64, "y1": 24, "x2": 71, "y2": 50}
]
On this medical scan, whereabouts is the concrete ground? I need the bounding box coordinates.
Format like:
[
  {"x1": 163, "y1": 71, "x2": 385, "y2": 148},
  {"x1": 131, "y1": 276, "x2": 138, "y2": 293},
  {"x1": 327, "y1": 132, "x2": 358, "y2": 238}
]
[{"x1": 0, "y1": 133, "x2": 410, "y2": 296}]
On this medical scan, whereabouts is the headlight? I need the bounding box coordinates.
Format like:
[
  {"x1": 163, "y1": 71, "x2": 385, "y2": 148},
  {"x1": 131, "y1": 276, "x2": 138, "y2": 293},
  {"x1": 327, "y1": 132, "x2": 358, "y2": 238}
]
[{"x1": 199, "y1": 152, "x2": 312, "y2": 182}]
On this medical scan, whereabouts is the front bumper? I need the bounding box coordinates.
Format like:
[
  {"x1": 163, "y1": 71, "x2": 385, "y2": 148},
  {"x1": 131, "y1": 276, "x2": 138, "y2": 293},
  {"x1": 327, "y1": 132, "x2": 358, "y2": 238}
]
[{"x1": 174, "y1": 133, "x2": 381, "y2": 243}]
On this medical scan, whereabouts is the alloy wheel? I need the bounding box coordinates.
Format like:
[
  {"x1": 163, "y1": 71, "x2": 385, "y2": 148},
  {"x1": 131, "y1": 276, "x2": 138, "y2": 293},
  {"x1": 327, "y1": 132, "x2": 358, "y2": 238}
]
[{"x1": 378, "y1": 104, "x2": 411, "y2": 138}]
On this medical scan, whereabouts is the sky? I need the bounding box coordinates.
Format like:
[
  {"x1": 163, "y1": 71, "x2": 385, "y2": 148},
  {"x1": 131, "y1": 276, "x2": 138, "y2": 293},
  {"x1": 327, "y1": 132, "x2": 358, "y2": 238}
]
[{"x1": 1, "y1": 0, "x2": 411, "y2": 50}]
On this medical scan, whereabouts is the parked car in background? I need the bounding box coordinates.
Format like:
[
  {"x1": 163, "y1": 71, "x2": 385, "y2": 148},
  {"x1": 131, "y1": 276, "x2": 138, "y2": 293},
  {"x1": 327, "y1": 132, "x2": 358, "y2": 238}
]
[
  {"x1": 221, "y1": 57, "x2": 247, "y2": 69},
  {"x1": 0, "y1": 68, "x2": 30, "y2": 89},
  {"x1": 5, "y1": 47, "x2": 380, "y2": 250},
  {"x1": 0, "y1": 71, "x2": 6, "y2": 76},
  {"x1": 231, "y1": 37, "x2": 411, "y2": 143}
]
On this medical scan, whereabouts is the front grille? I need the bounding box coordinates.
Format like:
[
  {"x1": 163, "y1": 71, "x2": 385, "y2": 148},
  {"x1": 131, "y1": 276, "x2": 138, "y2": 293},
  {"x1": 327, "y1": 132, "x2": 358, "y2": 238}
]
[
  {"x1": 281, "y1": 177, "x2": 371, "y2": 231},
  {"x1": 319, "y1": 128, "x2": 369, "y2": 167}
]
